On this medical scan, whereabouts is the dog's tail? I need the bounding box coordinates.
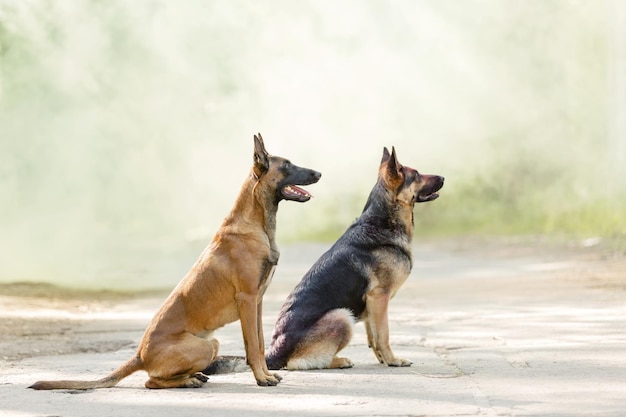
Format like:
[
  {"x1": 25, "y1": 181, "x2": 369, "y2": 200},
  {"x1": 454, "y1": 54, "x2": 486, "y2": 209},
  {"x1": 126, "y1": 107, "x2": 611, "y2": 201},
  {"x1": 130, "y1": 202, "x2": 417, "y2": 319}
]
[
  {"x1": 29, "y1": 355, "x2": 142, "y2": 390},
  {"x1": 202, "y1": 355, "x2": 249, "y2": 375},
  {"x1": 264, "y1": 354, "x2": 286, "y2": 371}
]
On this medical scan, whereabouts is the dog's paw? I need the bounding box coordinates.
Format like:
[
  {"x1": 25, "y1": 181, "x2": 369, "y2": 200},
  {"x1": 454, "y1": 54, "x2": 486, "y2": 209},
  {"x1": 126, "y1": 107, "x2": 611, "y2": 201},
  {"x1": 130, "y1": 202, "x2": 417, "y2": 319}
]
[
  {"x1": 174, "y1": 375, "x2": 206, "y2": 388},
  {"x1": 145, "y1": 374, "x2": 208, "y2": 389},
  {"x1": 256, "y1": 374, "x2": 281, "y2": 386},
  {"x1": 330, "y1": 356, "x2": 354, "y2": 369},
  {"x1": 188, "y1": 374, "x2": 209, "y2": 387},
  {"x1": 194, "y1": 373, "x2": 209, "y2": 383},
  {"x1": 387, "y1": 358, "x2": 413, "y2": 367}
]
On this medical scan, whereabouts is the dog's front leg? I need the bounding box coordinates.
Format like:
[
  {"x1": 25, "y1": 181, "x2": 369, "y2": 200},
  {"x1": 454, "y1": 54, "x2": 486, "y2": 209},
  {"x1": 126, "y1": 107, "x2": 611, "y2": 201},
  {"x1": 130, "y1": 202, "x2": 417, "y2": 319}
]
[
  {"x1": 364, "y1": 317, "x2": 385, "y2": 364},
  {"x1": 365, "y1": 289, "x2": 412, "y2": 367},
  {"x1": 256, "y1": 301, "x2": 282, "y2": 380},
  {"x1": 256, "y1": 301, "x2": 265, "y2": 354},
  {"x1": 237, "y1": 292, "x2": 281, "y2": 386}
]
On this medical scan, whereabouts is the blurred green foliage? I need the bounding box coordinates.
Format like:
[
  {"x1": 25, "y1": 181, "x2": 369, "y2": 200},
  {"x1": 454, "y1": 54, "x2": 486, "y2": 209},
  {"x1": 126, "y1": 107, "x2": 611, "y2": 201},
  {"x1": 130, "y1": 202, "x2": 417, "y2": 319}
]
[{"x1": 0, "y1": 1, "x2": 624, "y2": 288}]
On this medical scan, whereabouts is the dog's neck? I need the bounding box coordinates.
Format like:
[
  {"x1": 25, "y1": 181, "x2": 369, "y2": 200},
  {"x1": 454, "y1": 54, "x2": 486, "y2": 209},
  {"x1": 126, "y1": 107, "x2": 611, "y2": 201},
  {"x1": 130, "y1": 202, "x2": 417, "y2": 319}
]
[
  {"x1": 222, "y1": 173, "x2": 279, "y2": 262},
  {"x1": 393, "y1": 203, "x2": 415, "y2": 241},
  {"x1": 362, "y1": 183, "x2": 415, "y2": 241}
]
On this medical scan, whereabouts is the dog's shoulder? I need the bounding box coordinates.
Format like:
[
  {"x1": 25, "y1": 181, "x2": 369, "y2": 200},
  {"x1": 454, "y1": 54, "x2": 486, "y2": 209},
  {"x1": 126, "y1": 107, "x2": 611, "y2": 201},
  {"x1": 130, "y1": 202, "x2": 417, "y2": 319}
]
[
  {"x1": 343, "y1": 215, "x2": 413, "y2": 296},
  {"x1": 299, "y1": 237, "x2": 373, "y2": 292}
]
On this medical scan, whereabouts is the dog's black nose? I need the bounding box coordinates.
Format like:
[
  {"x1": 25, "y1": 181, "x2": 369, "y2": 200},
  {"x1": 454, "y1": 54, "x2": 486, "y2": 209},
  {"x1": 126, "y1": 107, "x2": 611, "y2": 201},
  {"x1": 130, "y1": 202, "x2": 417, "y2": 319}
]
[{"x1": 312, "y1": 171, "x2": 322, "y2": 180}]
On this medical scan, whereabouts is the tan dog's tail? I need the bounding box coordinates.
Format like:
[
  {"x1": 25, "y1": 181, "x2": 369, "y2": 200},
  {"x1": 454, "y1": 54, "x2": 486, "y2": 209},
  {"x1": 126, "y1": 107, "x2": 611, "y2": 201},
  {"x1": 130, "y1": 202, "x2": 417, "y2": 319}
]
[
  {"x1": 29, "y1": 355, "x2": 143, "y2": 390},
  {"x1": 202, "y1": 355, "x2": 248, "y2": 375}
]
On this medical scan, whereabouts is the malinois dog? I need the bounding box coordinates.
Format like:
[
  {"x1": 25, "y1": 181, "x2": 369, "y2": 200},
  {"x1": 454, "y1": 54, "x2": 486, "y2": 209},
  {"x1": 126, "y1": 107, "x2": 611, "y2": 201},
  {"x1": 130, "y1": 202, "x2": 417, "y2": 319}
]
[
  {"x1": 29, "y1": 134, "x2": 321, "y2": 389},
  {"x1": 265, "y1": 147, "x2": 443, "y2": 370}
]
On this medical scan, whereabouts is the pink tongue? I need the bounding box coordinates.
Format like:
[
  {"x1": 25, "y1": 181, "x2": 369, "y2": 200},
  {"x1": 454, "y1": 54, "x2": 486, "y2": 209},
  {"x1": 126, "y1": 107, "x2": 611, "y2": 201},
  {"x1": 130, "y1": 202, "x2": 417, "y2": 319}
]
[{"x1": 286, "y1": 185, "x2": 311, "y2": 197}]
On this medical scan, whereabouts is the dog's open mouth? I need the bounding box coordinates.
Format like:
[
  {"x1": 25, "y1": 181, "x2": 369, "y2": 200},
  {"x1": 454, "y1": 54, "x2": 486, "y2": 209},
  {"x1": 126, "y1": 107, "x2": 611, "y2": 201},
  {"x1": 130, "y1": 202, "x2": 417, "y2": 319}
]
[
  {"x1": 282, "y1": 185, "x2": 313, "y2": 202},
  {"x1": 416, "y1": 191, "x2": 439, "y2": 203},
  {"x1": 416, "y1": 177, "x2": 444, "y2": 203}
]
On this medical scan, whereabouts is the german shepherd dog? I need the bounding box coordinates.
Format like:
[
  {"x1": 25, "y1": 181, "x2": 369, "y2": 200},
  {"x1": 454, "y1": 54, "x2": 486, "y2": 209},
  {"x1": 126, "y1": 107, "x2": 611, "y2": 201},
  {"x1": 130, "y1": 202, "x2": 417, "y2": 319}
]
[
  {"x1": 265, "y1": 147, "x2": 443, "y2": 370},
  {"x1": 29, "y1": 134, "x2": 321, "y2": 389}
]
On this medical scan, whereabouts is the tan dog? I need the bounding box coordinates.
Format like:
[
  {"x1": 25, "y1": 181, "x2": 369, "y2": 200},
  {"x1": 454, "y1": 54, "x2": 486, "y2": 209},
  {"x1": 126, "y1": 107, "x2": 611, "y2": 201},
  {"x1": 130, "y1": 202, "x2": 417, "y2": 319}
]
[{"x1": 30, "y1": 134, "x2": 321, "y2": 389}]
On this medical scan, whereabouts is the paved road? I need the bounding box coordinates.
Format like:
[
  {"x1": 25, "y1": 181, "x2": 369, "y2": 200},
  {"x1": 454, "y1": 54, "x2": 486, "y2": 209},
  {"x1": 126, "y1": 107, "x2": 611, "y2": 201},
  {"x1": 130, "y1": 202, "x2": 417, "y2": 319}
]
[{"x1": 1, "y1": 240, "x2": 625, "y2": 416}]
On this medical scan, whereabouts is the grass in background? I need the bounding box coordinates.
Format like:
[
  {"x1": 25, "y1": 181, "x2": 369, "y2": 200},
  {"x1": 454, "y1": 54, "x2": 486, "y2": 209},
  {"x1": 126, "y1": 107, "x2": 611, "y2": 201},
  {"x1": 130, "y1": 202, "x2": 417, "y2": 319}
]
[{"x1": 2, "y1": 1, "x2": 624, "y2": 289}]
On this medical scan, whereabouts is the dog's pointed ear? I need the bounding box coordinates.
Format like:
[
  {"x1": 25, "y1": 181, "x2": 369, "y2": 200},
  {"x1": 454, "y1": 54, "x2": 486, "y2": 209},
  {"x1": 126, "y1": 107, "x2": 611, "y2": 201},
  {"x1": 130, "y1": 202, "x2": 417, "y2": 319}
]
[
  {"x1": 381, "y1": 147, "x2": 391, "y2": 164},
  {"x1": 253, "y1": 133, "x2": 269, "y2": 174},
  {"x1": 385, "y1": 146, "x2": 402, "y2": 180}
]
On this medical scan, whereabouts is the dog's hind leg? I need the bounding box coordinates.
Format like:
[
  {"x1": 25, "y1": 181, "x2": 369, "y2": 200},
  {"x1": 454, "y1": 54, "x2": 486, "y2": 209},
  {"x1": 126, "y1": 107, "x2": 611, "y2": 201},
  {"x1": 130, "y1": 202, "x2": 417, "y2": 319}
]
[
  {"x1": 286, "y1": 308, "x2": 354, "y2": 370},
  {"x1": 143, "y1": 335, "x2": 219, "y2": 389}
]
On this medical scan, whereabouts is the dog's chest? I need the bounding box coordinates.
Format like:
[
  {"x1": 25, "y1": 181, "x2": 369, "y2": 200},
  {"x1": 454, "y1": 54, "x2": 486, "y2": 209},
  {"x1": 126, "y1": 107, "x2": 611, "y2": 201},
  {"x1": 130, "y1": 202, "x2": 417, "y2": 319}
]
[
  {"x1": 371, "y1": 246, "x2": 412, "y2": 296},
  {"x1": 258, "y1": 259, "x2": 277, "y2": 297},
  {"x1": 388, "y1": 264, "x2": 411, "y2": 297}
]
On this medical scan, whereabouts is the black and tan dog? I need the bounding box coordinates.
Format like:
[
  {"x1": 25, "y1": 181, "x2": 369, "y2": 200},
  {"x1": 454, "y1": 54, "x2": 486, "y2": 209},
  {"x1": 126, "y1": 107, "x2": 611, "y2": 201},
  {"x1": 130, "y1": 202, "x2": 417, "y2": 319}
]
[
  {"x1": 29, "y1": 134, "x2": 320, "y2": 389},
  {"x1": 265, "y1": 147, "x2": 443, "y2": 370}
]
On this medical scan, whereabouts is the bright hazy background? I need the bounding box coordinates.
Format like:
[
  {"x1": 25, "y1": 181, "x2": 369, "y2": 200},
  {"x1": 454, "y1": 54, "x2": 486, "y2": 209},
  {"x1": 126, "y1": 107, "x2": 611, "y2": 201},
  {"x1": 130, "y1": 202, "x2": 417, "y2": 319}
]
[{"x1": 1, "y1": 1, "x2": 625, "y2": 289}]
